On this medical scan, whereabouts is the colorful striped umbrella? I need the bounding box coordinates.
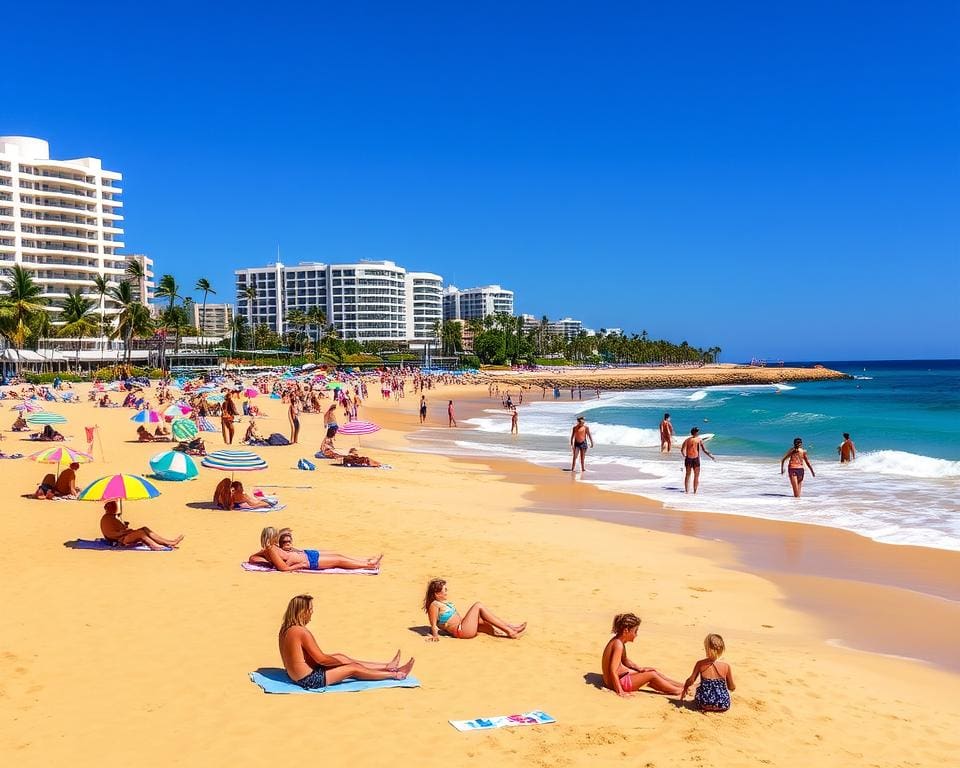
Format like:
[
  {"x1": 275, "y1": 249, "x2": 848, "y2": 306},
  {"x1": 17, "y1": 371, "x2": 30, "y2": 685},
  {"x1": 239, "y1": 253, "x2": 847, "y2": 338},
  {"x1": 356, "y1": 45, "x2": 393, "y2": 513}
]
[
  {"x1": 164, "y1": 402, "x2": 192, "y2": 417},
  {"x1": 243, "y1": 388, "x2": 258, "y2": 398},
  {"x1": 78, "y1": 473, "x2": 161, "y2": 511},
  {"x1": 29, "y1": 445, "x2": 94, "y2": 465},
  {"x1": 336, "y1": 420, "x2": 381, "y2": 435},
  {"x1": 201, "y1": 450, "x2": 268, "y2": 473},
  {"x1": 149, "y1": 450, "x2": 199, "y2": 481},
  {"x1": 13, "y1": 401, "x2": 43, "y2": 412},
  {"x1": 171, "y1": 418, "x2": 199, "y2": 441},
  {"x1": 130, "y1": 410, "x2": 161, "y2": 423},
  {"x1": 205, "y1": 393, "x2": 225, "y2": 404},
  {"x1": 27, "y1": 412, "x2": 68, "y2": 425}
]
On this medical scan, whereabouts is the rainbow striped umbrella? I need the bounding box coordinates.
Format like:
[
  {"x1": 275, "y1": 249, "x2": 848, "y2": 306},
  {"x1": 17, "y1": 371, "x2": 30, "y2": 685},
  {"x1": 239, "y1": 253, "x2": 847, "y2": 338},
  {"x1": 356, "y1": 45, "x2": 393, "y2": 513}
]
[
  {"x1": 78, "y1": 473, "x2": 161, "y2": 511},
  {"x1": 202, "y1": 450, "x2": 268, "y2": 473},
  {"x1": 29, "y1": 445, "x2": 94, "y2": 466},
  {"x1": 27, "y1": 412, "x2": 67, "y2": 425},
  {"x1": 13, "y1": 401, "x2": 43, "y2": 412},
  {"x1": 149, "y1": 450, "x2": 199, "y2": 481},
  {"x1": 336, "y1": 420, "x2": 381, "y2": 435},
  {"x1": 130, "y1": 409, "x2": 161, "y2": 423},
  {"x1": 171, "y1": 418, "x2": 199, "y2": 441}
]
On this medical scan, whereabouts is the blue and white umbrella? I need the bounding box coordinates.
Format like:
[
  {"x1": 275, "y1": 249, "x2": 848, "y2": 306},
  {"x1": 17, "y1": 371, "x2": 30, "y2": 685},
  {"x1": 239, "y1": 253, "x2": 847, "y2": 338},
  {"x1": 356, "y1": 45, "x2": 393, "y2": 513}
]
[
  {"x1": 201, "y1": 449, "x2": 268, "y2": 473},
  {"x1": 149, "y1": 450, "x2": 199, "y2": 481},
  {"x1": 27, "y1": 412, "x2": 68, "y2": 425}
]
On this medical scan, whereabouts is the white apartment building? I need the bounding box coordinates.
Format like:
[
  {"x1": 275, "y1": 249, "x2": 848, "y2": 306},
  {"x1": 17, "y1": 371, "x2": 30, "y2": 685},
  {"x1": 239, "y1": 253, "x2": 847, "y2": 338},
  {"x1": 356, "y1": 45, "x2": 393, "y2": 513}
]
[
  {"x1": 442, "y1": 284, "x2": 514, "y2": 321},
  {"x1": 548, "y1": 317, "x2": 584, "y2": 340},
  {"x1": 0, "y1": 136, "x2": 152, "y2": 325},
  {"x1": 192, "y1": 302, "x2": 234, "y2": 339},
  {"x1": 234, "y1": 260, "x2": 443, "y2": 344}
]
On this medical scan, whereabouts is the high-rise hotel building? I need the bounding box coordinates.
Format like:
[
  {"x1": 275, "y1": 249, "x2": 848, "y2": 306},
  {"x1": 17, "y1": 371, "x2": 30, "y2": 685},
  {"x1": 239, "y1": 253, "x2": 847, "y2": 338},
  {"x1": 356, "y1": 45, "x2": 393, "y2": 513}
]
[
  {"x1": 442, "y1": 284, "x2": 514, "y2": 321},
  {"x1": 235, "y1": 260, "x2": 443, "y2": 343},
  {"x1": 0, "y1": 136, "x2": 153, "y2": 323}
]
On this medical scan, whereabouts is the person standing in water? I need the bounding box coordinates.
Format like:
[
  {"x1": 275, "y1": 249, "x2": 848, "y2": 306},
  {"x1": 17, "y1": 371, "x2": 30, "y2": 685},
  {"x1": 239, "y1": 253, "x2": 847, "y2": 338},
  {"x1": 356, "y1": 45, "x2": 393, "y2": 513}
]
[
  {"x1": 659, "y1": 413, "x2": 675, "y2": 453},
  {"x1": 419, "y1": 395, "x2": 427, "y2": 424},
  {"x1": 781, "y1": 437, "x2": 816, "y2": 497},
  {"x1": 447, "y1": 400, "x2": 457, "y2": 427},
  {"x1": 680, "y1": 427, "x2": 715, "y2": 494},
  {"x1": 838, "y1": 433, "x2": 856, "y2": 463},
  {"x1": 510, "y1": 405, "x2": 519, "y2": 434},
  {"x1": 569, "y1": 416, "x2": 594, "y2": 472}
]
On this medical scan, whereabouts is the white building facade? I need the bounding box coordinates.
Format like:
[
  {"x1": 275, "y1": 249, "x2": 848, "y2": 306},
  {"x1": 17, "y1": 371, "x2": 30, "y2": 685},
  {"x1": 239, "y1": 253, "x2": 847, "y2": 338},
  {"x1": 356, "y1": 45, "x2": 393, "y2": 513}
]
[
  {"x1": 548, "y1": 317, "x2": 584, "y2": 340},
  {"x1": 234, "y1": 260, "x2": 442, "y2": 344},
  {"x1": 192, "y1": 302, "x2": 234, "y2": 339},
  {"x1": 442, "y1": 284, "x2": 514, "y2": 321},
  {"x1": 0, "y1": 136, "x2": 152, "y2": 325}
]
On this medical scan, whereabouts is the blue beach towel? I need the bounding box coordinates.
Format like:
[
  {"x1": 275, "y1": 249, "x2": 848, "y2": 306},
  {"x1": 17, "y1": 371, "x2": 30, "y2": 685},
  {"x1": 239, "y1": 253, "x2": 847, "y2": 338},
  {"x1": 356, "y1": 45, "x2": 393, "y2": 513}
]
[
  {"x1": 249, "y1": 668, "x2": 420, "y2": 694},
  {"x1": 64, "y1": 538, "x2": 172, "y2": 551}
]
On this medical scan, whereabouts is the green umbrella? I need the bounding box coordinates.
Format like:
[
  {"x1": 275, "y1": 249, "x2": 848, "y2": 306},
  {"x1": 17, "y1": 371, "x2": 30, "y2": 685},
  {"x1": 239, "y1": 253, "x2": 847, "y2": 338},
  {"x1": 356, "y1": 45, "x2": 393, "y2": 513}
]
[
  {"x1": 171, "y1": 418, "x2": 199, "y2": 441},
  {"x1": 27, "y1": 412, "x2": 68, "y2": 425}
]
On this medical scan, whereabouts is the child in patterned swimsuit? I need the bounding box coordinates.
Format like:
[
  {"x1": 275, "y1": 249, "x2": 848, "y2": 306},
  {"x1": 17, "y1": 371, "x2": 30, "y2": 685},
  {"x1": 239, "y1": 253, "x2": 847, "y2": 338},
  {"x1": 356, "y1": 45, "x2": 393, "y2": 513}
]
[{"x1": 679, "y1": 633, "x2": 736, "y2": 711}]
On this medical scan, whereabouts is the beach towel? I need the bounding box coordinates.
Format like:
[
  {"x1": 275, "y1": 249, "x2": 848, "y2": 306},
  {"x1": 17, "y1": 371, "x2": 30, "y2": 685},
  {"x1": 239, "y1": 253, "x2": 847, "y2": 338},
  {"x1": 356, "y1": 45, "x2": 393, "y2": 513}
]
[
  {"x1": 64, "y1": 538, "x2": 172, "y2": 552},
  {"x1": 198, "y1": 416, "x2": 217, "y2": 432},
  {"x1": 297, "y1": 458, "x2": 316, "y2": 471},
  {"x1": 249, "y1": 668, "x2": 419, "y2": 695},
  {"x1": 234, "y1": 502, "x2": 286, "y2": 512},
  {"x1": 449, "y1": 710, "x2": 556, "y2": 732},
  {"x1": 267, "y1": 433, "x2": 290, "y2": 446},
  {"x1": 334, "y1": 463, "x2": 393, "y2": 470},
  {"x1": 241, "y1": 562, "x2": 379, "y2": 575}
]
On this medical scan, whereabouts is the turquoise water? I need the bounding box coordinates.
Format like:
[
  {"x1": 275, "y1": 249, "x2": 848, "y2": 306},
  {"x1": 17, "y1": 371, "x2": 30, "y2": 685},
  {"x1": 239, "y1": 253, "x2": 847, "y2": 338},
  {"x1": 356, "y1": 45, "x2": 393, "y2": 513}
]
[{"x1": 424, "y1": 360, "x2": 960, "y2": 551}]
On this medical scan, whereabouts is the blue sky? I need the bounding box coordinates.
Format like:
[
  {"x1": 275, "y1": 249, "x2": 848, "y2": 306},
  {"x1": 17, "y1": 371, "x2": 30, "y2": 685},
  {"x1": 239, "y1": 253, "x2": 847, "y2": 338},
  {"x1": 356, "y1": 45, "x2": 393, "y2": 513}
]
[{"x1": 5, "y1": 1, "x2": 958, "y2": 361}]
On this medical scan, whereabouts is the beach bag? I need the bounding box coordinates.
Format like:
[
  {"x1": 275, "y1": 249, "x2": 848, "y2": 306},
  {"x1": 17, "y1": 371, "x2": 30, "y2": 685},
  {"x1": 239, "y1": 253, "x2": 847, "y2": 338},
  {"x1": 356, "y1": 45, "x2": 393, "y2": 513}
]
[
  {"x1": 297, "y1": 458, "x2": 316, "y2": 471},
  {"x1": 267, "y1": 433, "x2": 290, "y2": 446}
]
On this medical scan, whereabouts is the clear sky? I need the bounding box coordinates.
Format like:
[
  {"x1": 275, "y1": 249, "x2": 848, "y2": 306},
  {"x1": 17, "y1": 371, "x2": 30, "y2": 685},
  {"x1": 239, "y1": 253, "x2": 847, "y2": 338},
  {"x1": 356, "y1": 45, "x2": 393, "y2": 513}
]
[{"x1": 5, "y1": 1, "x2": 958, "y2": 361}]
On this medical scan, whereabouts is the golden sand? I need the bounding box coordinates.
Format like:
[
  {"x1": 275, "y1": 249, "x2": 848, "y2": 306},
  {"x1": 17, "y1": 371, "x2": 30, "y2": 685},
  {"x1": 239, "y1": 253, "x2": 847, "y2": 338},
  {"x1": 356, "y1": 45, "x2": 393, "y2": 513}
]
[{"x1": 0, "y1": 380, "x2": 957, "y2": 767}]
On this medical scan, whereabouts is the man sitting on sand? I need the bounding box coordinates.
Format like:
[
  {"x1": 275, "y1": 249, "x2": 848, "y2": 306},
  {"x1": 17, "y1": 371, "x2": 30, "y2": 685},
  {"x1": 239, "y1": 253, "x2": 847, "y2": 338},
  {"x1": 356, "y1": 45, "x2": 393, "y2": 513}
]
[
  {"x1": 55, "y1": 462, "x2": 81, "y2": 499},
  {"x1": 100, "y1": 500, "x2": 183, "y2": 550},
  {"x1": 316, "y1": 435, "x2": 344, "y2": 460}
]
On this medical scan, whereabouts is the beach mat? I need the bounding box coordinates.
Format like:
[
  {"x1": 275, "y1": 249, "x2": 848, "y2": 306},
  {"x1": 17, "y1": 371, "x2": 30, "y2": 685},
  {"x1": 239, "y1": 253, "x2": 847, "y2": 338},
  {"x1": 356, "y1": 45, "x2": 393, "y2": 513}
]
[
  {"x1": 241, "y1": 562, "x2": 379, "y2": 575},
  {"x1": 64, "y1": 538, "x2": 172, "y2": 552},
  {"x1": 449, "y1": 710, "x2": 556, "y2": 732},
  {"x1": 187, "y1": 501, "x2": 285, "y2": 513},
  {"x1": 333, "y1": 464, "x2": 393, "y2": 470},
  {"x1": 249, "y1": 668, "x2": 419, "y2": 694}
]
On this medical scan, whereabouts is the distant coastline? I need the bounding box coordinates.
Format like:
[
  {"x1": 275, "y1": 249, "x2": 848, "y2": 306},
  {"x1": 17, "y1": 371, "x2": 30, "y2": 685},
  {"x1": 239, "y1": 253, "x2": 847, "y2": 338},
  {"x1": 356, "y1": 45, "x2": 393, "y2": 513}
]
[{"x1": 481, "y1": 363, "x2": 850, "y2": 390}]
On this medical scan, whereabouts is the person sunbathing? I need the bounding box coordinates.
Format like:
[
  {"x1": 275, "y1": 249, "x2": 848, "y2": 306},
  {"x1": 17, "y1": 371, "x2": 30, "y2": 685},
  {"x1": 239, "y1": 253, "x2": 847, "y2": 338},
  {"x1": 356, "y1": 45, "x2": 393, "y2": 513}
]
[
  {"x1": 243, "y1": 419, "x2": 268, "y2": 445},
  {"x1": 154, "y1": 422, "x2": 170, "y2": 437},
  {"x1": 230, "y1": 481, "x2": 275, "y2": 509},
  {"x1": 424, "y1": 578, "x2": 526, "y2": 641},
  {"x1": 316, "y1": 435, "x2": 344, "y2": 460},
  {"x1": 337, "y1": 447, "x2": 382, "y2": 467},
  {"x1": 35, "y1": 424, "x2": 65, "y2": 441},
  {"x1": 248, "y1": 527, "x2": 383, "y2": 571},
  {"x1": 34, "y1": 472, "x2": 58, "y2": 499},
  {"x1": 54, "y1": 461, "x2": 81, "y2": 498},
  {"x1": 136, "y1": 425, "x2": 156, "y2": 442},
  {"x1": 279, "y1": 593, "x2": 414, "y2": 689},
  {"x1": 99, "y1": 500, "x2": 183, "y2": 550},
  {"x1": 12, "y1": 414, "x2": 28, "y2": 431}
]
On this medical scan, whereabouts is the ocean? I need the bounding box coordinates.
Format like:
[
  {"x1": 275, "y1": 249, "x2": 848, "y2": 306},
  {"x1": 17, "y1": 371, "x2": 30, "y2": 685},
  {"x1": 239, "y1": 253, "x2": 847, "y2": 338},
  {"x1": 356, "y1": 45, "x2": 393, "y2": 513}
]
[{"x1": 411, "y1": 360, "x2": 960, "y2": 551}]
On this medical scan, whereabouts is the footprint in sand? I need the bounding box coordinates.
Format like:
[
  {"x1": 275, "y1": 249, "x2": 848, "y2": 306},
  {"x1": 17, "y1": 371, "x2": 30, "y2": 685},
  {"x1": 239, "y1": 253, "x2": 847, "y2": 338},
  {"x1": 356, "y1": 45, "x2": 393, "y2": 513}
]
[
  {"x1": 761, "y1": 624, "x2": 774, "y2": 628},
  {"x1": 688, "y1": 586, "x2": 712, "y2": 592}
]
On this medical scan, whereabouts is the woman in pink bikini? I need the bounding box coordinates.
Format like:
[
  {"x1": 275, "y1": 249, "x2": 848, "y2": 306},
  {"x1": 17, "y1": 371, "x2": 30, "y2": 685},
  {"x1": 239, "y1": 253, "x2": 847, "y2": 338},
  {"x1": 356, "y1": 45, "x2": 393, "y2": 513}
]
[{"x1": 601, "y1": 613, "x2": 683, "y2": 697}]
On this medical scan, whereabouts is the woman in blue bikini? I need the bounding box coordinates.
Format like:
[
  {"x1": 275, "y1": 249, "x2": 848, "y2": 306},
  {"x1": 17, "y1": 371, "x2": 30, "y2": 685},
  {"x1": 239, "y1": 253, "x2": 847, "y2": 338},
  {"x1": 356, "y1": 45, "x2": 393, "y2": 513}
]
[
  {"x1": 424, "y1": 578, "x2": 526, "y2": 641},
  {"x1": 249, "y1": 527, "x2": 382, "y2": 571},
  {"x1": 280, "y1": 594, "x2": 414, "y2": 689}
]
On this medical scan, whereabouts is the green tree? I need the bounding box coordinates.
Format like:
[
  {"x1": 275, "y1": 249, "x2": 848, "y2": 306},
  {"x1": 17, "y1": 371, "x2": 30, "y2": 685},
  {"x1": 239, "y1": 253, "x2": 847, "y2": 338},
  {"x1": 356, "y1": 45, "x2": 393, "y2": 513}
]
[
  {"x1": 58, "y1": 289, "x2": 97, "y2": 371},
  {"x1": 0, "y1": 265, "x2": 48, "y2": 372},
  {"x1": 474, "y1": 329, "x2": 507, "y2": 364},
  {"x1": 194, "y1": 277, "x2": 216, "y2": 346},
  {"x1": 92, "y1": 273, "x2": 111, "y2": 350}
]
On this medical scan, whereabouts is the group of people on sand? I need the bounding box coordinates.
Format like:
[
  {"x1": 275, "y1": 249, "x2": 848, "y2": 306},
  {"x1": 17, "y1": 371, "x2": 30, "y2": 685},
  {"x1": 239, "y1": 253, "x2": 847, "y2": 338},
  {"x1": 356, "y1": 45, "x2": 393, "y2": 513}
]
[
  {"x1": 34, "y1": 461, "x2": 81, "y2": 499},
  {"x1": 213, "y1": 477, "x2": 278, "y2": 510},
  {"x1": 249, "y1": 526, "x2": 382, "y2": 572}
]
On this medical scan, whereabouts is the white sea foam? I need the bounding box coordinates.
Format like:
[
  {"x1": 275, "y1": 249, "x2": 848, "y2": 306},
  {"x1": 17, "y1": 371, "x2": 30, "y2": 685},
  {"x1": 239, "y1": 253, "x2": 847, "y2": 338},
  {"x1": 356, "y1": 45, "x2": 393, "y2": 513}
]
[
  {"x1": 853, "y1": 376, "x2": 874, "y2": 380},
  {"x1": 853, "y1": 450, "x2": 960, "y2": 479},
  {"x1": 688, "y1": 390, "x2": 709, "y2": 401}
]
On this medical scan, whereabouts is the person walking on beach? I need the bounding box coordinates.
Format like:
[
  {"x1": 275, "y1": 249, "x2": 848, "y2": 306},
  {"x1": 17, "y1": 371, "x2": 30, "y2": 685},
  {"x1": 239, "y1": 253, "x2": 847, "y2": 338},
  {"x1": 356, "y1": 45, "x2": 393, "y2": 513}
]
[
  {"x1": 419, "y1": 395, "x2": 427, "y2": 424},
  {"x1": 221, "y1": 390, "x2": 239, "y2": 445},
  {"x1": 510, "y1": 405, "x2": 519, "y2": 434},
  {"x1": 447, "y1": 400, "x2": 457, "y2": 427},
  {"x1": 660, "y1": 413, "x2": 675, "y2": 453},
  {"x1": 838, "y1": 433, "x2": 856, "y2": 463},
  {"x1": 781, "y1": 437, "x2": 815, "y2": 497},
  {"x1": 569, "y1": 416, "x2": 594, "y2": 472},
  {"x1": 681, "y1": 427, "x2": 715, "y2": 494}
]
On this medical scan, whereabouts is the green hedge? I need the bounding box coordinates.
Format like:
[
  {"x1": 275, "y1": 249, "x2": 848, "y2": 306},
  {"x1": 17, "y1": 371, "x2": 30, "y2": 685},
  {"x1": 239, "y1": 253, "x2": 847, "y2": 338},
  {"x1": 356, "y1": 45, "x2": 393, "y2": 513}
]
[{"x1": 24, "y1": 372, "x2": 88, "y2": 384}]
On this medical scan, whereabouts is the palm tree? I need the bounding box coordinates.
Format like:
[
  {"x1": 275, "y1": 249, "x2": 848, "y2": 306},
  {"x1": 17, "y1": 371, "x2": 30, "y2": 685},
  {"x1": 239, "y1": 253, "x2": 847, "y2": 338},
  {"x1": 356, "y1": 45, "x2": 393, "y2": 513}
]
[
  {"x1": 305, "y1": 305, "x2": 327, "y2": 360},
  {"x1": 154, "y1": 274, "x2": 181, "y2": 371},
  {"x1": 108, "y1": 280, "x2": 136, "y2": 364},
  {"x1": 194, "y1": 277, "x2": 215, "y2": 346},
  {"x1": 58, "y1": 289, "x2": 97, "y2": 372},
  {"x1": 91, "y1": 273, "x2": 111, "y2": 353},
  {"x1": 0, "y1": 265, "x2": 48, "y2": 372},
  {"x1": 125, "y1": 259, "x2": 145, "y2": 301}
]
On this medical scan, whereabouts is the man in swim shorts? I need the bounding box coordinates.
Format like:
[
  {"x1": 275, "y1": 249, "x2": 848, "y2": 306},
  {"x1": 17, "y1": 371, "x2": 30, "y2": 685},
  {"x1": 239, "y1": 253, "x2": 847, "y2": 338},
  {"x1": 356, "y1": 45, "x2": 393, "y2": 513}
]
[
  {"x1": 680, "y1": 427, "x2": 715, "y2": 494},
  {"x1": 838, "y1": 433, "x2": 856, "y2": 463},
  {"x1": 660, "y1": 413, "x2": 675, "y2": 453},
  {"x1": 569, "y1": 416, "x2": 594, "y2": 472}
]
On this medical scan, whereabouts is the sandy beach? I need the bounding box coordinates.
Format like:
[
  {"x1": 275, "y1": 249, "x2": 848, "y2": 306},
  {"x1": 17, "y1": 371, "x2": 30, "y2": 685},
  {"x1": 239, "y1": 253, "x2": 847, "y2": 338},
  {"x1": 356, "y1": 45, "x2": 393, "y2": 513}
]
[{"x1": 1, "y1": 376, "x2": 958, "y2": 767}]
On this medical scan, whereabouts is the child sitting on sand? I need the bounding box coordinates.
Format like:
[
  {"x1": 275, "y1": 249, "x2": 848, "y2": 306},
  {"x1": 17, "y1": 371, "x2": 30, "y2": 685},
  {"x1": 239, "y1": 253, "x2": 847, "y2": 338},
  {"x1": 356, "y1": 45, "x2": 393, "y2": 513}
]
[
  {"x1": 678, "y1": 633, "x2": 735, "y2": 711},
  {"x1": 601, "y1": 613, "x2": 684, "y2": 697}
]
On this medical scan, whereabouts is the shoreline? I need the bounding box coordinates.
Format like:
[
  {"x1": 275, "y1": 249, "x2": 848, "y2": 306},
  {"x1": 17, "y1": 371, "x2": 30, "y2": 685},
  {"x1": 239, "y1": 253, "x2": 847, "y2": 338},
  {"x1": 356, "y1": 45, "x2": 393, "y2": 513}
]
[{"x1": 399, "y1": 387, "x2": 960, "y2": 672}]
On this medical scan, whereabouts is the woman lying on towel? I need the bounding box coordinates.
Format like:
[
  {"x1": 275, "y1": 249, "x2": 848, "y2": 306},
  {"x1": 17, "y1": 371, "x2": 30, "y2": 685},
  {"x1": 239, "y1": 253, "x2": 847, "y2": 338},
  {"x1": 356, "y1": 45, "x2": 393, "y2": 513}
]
[
  {"x1": 249, "y1": 527, "x2": 382, "y2": 572},
  {"x1": 279, "y1": 593, "x2": 414, "y2": 689},
  {"x1": 336, "y1": 447, "x2": 382, "y2": 467},
  {"x1": 231, "y1": 480, "x2": 276, "y2": 510},
  {"x1": 424, "y1": 578, "x2": 526, "y2": 641}
]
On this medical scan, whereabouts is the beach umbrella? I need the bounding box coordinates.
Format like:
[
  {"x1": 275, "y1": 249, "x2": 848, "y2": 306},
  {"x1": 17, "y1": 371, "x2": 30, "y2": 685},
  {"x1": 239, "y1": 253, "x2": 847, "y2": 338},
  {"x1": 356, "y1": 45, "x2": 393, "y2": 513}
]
[
  {"x1": 149, "y1": 450, "x2": 199, "y2": 481},
  {"x1": 243, "y1": 387, "x2": 258, "y2": 398},
  {"x1": 205, "y1": 393, "x2": 225, "y2": 404},
  {"x1": 29, "y1": 445, "x2": 94, "y2": 470},
  {"x1": 325, "y1": 381, "x2": 344, "y2": 390},
  {"x1": 202, "y1": 449, "x2": 268, "y2": 480},
  {"x1": 78, "y1": 473, "x2": 161, "y2": 513},
  {"x1": 13, "y1": 401, "x2": 43, "y2": 412},
  {"x1": 27, "y1": 412, "x2": 68, "y2": 425},
  {"x1": 171, "y1": 418, "x2": 199, "y2": 441},
  {"x1": 336, "y1": 420, "x2": 381, "y2": 436},
  {"x1": 164, "y1": 402, "x2": 192, "y2": 417},
  {"x1": 130, "y1": 409, "x2": 161, "y2": 424}
]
